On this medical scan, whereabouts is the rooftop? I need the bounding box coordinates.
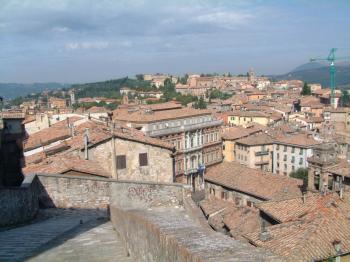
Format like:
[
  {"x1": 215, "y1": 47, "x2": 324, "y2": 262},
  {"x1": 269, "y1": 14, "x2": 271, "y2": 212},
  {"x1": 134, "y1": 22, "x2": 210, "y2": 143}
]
[
  {"x1": 113, "y1": 107, "x2": 213, "y2": 124},
  {"x1": 245, "y1": 192, "x2": 350, "y2": 261},
  {"x1": 205, "y1": 162, "x2": 303, "y2": 201}
]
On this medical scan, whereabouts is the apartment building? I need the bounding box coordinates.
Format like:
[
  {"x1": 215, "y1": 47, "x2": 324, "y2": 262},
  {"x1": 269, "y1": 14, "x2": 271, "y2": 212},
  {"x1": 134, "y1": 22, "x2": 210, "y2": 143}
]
[
  {"x1": 113, "y1": 106, "x2": 223, "y2": 189},
  {"x1": 234, "y1": 134, "x2": 273, "y2": 172},
  {"x1": 227, "y1": 110, "x2": 272, "y2": 127},
  {"x1": 272, "y1": 133, "x2": 320, "y2": 176}
]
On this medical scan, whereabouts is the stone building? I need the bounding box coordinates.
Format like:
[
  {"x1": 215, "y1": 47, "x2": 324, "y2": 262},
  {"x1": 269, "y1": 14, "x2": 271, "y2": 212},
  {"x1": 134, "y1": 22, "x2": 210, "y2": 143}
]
[
  {"x1": 49, "y1": 97, "x2": 67, "y2": 109},
  {"x1": 24, "y1": 119, "x2": 175, "y2": 183},
  {"x1": 308, "y1": 142, "x2": 350, "y2": 192},
  {"x1": 0, "y1": 111, "x2": 26, "y2": 186},
  {"x1": 113, "y1": 107, "x2": 223, "y2": 189}
]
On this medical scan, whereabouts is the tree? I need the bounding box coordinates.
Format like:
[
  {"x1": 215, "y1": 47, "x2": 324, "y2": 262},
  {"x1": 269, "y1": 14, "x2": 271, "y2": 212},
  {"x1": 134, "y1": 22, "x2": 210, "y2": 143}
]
[
  {"x1": 301, "y1": 82, "x2": 311, "y2": 96},
  {"x1": 290, "y1": 168, "x2": 308, "y2": 187},
  {"x1": 341, "y1": 89, "x2": 349, "y2": 107},
  {"x1": 194, "y1": 96, "x2": 207, "y2": 109},
  {"x1": 135, "y1": 74, "x2": 144, "y2": 81},
  {"x1": 179, "y1": 74, "x2": 189, "y2": 84}
]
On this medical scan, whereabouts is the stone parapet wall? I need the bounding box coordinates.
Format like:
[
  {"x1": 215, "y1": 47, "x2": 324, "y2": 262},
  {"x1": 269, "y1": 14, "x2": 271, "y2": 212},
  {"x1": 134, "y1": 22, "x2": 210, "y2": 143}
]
[
  {"x1": 0, "y1": 175, "x2": 39, "y2": 227},
  {"x1": 36, "y1": 174, "x2": 184, "y2": 211},
  {"x1": 37, "y1": 174, "x2": 111, "y2": 209}
]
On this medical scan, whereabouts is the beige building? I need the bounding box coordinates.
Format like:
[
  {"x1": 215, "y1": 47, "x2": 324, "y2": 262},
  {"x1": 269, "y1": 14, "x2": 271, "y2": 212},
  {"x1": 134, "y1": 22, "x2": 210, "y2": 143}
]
[{"x1": 234, "y1": 134, "x2": 273, "y2": 172}]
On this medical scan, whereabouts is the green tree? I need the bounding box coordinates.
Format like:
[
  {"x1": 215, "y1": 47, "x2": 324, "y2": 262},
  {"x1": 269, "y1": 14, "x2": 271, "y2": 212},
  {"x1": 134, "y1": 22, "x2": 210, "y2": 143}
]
[
  {"x1": 135, "y1": 74, "x2": 144, "y2": 81},
  {"x1": 341, "y1": 89, "x2": 349, "y2": 106},
  {"x1": 179, "y1": 74, "x2": 189, "y2": 84},
  {"x1": 290, "y1": 168, "x2": 308, "y2": 187},
  {"x1": 194, "y1": 96, "x2": 207, "y2": 109},
  {"x1": 301, "y1": 82, "x2": 311, "y2": 96}
]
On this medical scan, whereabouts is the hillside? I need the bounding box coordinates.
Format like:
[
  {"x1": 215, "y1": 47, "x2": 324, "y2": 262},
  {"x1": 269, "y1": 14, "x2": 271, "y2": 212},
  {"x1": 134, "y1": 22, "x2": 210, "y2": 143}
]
[
  {"x1": 0, "y1": 83, "x2": 70, "y2": 100},
  {"x1": 72, "y1": 77, "x2": 152, "y2": 99},
  {"x1": 273, "y1": 63, "x2": 350, "y2": 88}
]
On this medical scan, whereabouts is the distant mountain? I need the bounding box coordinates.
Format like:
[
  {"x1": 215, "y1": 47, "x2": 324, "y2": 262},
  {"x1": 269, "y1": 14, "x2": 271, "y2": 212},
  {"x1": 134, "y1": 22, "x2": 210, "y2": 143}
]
[
  {"x1": 272, "y1": 62, "x2": 350, "y2": 88},
  {"x1": 291, "y1": 62, "x2": 326, "y2": 73},
  {"x1": 0, "y1": 82, "x2": 71, "y2": 100}
]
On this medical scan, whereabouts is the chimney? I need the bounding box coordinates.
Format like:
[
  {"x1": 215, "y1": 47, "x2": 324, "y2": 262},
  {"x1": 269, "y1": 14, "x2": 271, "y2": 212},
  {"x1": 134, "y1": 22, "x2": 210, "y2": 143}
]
[
  {"x1": 259, "y1": 221, "x2": 271, "y2": 242},
  {"x1": 68, "y1": 123, "x2": 75, "y2": 137},
  {"x1": 340, "y1": 187, "x2": 344, "y2": 199},
  {"x1": 302, "y1": 193, "x2": 306, "y2": 203},
  {"x1": 84, "y1": 128, "x2": 89, "y2": 160}
]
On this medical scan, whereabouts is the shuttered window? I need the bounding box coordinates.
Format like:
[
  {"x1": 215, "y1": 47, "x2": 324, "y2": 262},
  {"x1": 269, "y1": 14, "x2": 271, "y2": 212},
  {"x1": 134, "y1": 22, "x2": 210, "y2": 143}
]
[
  {"x1": 116, "y1": 155, "x2": 126, "y2": 169},
  {"x1": 139, "y1": 153, "x2": 148, "y2": 166}
]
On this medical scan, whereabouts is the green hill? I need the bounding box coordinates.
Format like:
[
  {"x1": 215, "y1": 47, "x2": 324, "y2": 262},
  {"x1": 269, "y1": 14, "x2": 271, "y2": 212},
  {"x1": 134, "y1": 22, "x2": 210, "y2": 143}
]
[{"x1": 273, "y1": 63, "x2": 350, "y2": 88}]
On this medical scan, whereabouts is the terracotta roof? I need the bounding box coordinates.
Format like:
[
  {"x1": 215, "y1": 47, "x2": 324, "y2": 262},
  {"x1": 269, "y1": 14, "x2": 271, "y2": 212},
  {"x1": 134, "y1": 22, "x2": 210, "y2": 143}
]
[
  {"x1": 223, "y1": 206, "x2": 261, "y2": 239},
  {"x1": 1, "y1": 111, "x2": 25, "y2": 119},
  {"x1": 23, "y1": 155, "x2": 110, "y2": 177},
  {"x1": 23, "y1": 116, "x2": 83, "y2": 151},
  {"x1": 205, "y1": 162, "x2": 303, "y2": 201},
  {"x1": 273, "y1": 133, "x2": 320, "y2": 147},
  {"x1": 227, "y1": 110, "x2": 270, "y2": 118},
  {"x1": 113, "y1": 107, "x2": 213, "y2": 123},
  {"x1": 86, "y1": 106, "x2": 108, "y2": 113},
  {"x1": 221, "y1": 125, "x2": 263, "y2": 140},
  {"x1": 236, "y1": 133, "x2": 273, "y2": 146},
  {"x1": 245, "y1": 192, "x2": 350, "y2": 261}
]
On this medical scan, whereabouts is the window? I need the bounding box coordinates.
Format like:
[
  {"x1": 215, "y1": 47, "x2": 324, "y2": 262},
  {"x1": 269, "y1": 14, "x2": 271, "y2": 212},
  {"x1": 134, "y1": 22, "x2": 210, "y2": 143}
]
[
  {"x1": 276, "y1": 145, "x2": 280, "y2": 150},
  {"x1": 116, "y1": 155, "x2": 126, "y2": 169},
  {"x1": 283, "y1": 155, "x2": 287, "y2": 161},
  {"x1": 139, "y1": 153, "x2": 148, "y2": 166},
  {"x1": 291, "y1": 156, "x2": 295, "y2": 163},
  {"x1": 291, "y1": 147, "x2": 295, "y2": 153},
  {"x1": 284, "y1": 164, "x2": 287, "y2": 170},
  {"x1": 277, "y1": 153, "x2": 280, "y2": 159},
  {"x1": 299, "y1": 158, "x2": 303, "y2": 165},
  {"x1": 284, "y1": 146, "x2": 287, "y2": 152},
  {"x1": 299, "y1": 148, "x2": 303, "y2": 155}
]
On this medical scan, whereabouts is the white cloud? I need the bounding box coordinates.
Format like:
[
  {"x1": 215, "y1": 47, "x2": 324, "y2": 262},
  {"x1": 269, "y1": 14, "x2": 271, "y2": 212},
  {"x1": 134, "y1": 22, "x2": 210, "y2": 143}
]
[
  {"x1": 194, "y1": 11, "x2": 253, "y2": 29},
  {"x1": 65, "y1": 41, "x2": 109, "y2": 50},
  {"x1": 52, "y1": 26, "x2": 70, "y2": 33}
]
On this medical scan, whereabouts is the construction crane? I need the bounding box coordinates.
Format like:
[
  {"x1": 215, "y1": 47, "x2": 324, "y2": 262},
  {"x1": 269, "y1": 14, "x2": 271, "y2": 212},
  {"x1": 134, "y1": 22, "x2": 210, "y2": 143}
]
[{"x1": 310, "y1": 48, "x2": 350, "y2": 108}]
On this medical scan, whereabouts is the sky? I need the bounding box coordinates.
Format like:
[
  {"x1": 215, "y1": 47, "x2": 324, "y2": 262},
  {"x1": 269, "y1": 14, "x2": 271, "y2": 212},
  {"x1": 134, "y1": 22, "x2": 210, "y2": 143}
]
[{"x1": 0, "y1": 0, "x2": 350, "y2": 83}]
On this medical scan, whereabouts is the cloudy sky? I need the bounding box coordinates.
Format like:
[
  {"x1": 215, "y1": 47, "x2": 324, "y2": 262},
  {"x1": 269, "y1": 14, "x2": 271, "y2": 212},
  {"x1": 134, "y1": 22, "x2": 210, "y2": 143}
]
[{"x1": 1, "y1": 0, "x2": 349, "y2": 83}]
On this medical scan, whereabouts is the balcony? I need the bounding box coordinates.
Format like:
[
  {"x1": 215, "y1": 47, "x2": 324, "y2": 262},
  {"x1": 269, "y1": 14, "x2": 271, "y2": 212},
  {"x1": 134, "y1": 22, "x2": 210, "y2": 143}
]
[
  {"x1": 255, "y1": 150, "x2": 269, "y2": 156},
  {"x1": 148, "y1": 119, "x2": 223, "y2": 137},
  {"x1": 255, "y1": 160, "x2": 269, "y2": 166}
]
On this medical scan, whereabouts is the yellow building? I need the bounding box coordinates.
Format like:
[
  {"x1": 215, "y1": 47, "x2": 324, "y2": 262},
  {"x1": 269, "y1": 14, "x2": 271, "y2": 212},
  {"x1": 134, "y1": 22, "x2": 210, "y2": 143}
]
[
  {"x1": 227, "y1": 111, "x2": 272, "y2": 127},
  {"x1": 222, "y1": 125, "x2": 265, "y2": 162}
]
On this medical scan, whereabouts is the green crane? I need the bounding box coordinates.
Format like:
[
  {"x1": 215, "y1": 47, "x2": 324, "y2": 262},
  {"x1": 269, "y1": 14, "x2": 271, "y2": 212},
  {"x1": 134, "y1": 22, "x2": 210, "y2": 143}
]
[{"x1": 310, "y1": 48, "x2": 350, "y2": 108}]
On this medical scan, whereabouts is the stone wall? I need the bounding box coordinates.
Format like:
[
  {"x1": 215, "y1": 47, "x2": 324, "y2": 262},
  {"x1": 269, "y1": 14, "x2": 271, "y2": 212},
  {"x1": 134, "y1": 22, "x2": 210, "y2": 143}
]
[
  {"x1": 0, "y1": 175, "x2": 39, "y2": 227},
  {"x1": 110, "y1": 181, "x2": 184, "y2": 210},
  {"x1": 37, "y1": 174, "x2": 111, "y2": 209},
  {"x1": 36, "y1": 174, "x2": 184, "y2": 211}
]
